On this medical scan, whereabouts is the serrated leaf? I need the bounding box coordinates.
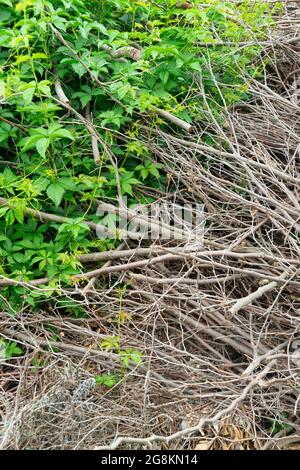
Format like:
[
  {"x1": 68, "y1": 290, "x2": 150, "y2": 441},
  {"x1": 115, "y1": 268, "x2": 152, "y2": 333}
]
[
  {"x1": 58, "y1": 177, "x2": 77, "y2": 191},
  {"x1": 35, "y1": 137, "x2": 50, "y2": 158},
  {"x1": 46, "y1": 182, "x2": 65, "y2": 207},
  {"x1": 149, "y1": 167, "x2": 160, "y2": 178},
  {"x1": 18, "y1": 134, "x2": 41, "y2": 152},
  {"x1": 79, "y1": 94, "x2": 91, "y2": 107},
  {"x1": 95, "y1": 373, "x2": 117, "y2": 388},
  {"x1": 0, "y1": 29, "x2": 13, "y2": 47},
  {"x1": 5, "y1": 209, "x2": 15, "y2": 225},
  {"x1": 15, "y1": 55, "x2": 31, "y2": 65},
  {"x1": 159, "y1": 70, "x2": 169, "y2": 84},
  {"x1": 190, "y1": 61, "x2": 201, "y2": 71},
  {"x1": 33, "y1": 177, "x2": 50, "y2": 192},
  {"x1": 32, "y1": 52, "x2": 48, "y2": 60},
  {"x1": 13, "y1": 206, "x2": 24, "y2": 224},
  {"x1": 71, "y1": 62, "x2": 86, "y2": 78},
  {"x1": 23, "y1": 86, "x2": 35, "y2": 104},
  {"x1": 17, "y1": 239, "x2": 35, "y2": 249},
  {"x1": 96, "y1": 24, "x2": 108, "y2": 35},
  {"x1": 13, "y1": 252, "x2": 25, "y2": 263},
  {"x1": 52, "y1": 128, "x2": 74, "y2": 140},
  {"x1": 0, "y1": 206, "x2": 9, "y2": 218},
  {"x1": 140, "y1": 168, "x2": 148, "y2": 180},
  {"x1": 37, "y1": 80, "x2": 51, "y2": 96}
]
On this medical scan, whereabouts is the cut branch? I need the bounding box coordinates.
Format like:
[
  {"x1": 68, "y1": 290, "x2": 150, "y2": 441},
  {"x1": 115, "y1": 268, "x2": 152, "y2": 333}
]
[{"x1": 156, "y1": 108, "x2": 193, "y2": 133}]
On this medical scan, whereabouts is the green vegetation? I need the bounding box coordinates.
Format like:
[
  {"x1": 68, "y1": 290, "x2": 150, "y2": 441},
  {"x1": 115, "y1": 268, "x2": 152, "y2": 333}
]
[
  {"x1": 2, "y1": 1, "x2": 297, "y2": 451},
  {"x1": 0, "y1": 0, "x2": 278, "y2": 312},
  {"x1": 0, "y1": 338, "x2": 23, "y2": 358}
]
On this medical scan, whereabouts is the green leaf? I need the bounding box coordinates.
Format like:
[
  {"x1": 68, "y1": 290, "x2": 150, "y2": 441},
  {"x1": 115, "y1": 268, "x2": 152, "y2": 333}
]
[
  {"x1": 120, "y1": 173, "x2": 140, "y2": 195},
  {"x1": 15, "y1": 55, "x2": 31, "y2": 65},
  {"x1": 95, "y1": 373, "x2": 117, "y2": 388},
  {"x1": 72, "y1": 92, "x2": 91, "y2": 108},
  {"x1": 52, "y1": 128, "x2": 74, "y2": 140},
  {"x1": 23, "y1": 86, "x2": 35, "y2": 104},
  {"x1": 159, "y1": 69, "x2": 169, "y2": 84},
  {"x1": 0, "y1": 206, "x2": 9, "y2": 218},
  {"x1": 47, "y1": 264, "x2": 59, "y2": 279},
  {"x1": 18, "y1": 134, "x2": 41, "y2": 152},
  {"x1": 13, "y1": 206, "x2": 24, "y2": 224},
  {"x1": 0, "y1": 8, "x2": 11, "y2": 22},
  {"x1": 71, "y1": 62, "x2": 86, "y2": 78},
  {"x1": 190, "y1": 61, "x2": 202, "y2": 71},
  {"x1": 37, "y1": 80, "x2": 51, "y2": 96},
  {"x1": 0, "y1": 29, "x2": 13, "y2": 47},
  {"x1": 58, "y1": 177, "x2": 77, "y2": 191},
  {"x1": 46, "y1": 182, "x2": 65, "y2": 207},
  {"x1": 96, "y1": 24, "x2": 108, "y2": 35},
  {"x1": 13, "y1": 252, "x2": 25, "y2": 263},
  {"x1": 120, "y1": 348, "x2": 143, "y2": 366},
  {"x1": 35, "y1": 137, "x2": 50, "y2": 158},
  {"x1": 4, "y1": 341, "x2": 23, "y2": 358},
  {"x1": 0, "y1": 0, "x2": 13, "y2": 7},
  {"x1": 33, "y1": 177, "x2": 50, "y2": 192},
  {"x1": 140, "y1": 168, "x2": 148, "y2": 180},
  {"x1": 129, "y1": 349, "x2": 143, "y2": 365},
  {"x1": 5, "y1": 209, "x2": 15, "y2": 225},
  {"x1": 32, "y1": 52, "x2": 48, "y2": 60}
]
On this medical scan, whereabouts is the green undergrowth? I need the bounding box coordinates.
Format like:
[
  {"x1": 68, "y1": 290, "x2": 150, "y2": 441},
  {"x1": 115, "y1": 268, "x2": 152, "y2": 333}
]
[{"x1": 0, "y1": 0, "x2": 281, "y2": 310}]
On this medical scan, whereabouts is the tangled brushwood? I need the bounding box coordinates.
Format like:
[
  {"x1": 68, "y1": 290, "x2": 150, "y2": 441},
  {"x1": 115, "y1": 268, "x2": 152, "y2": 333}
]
[{"x1": 1, "y1": 1, "x2": 300, "y2": 450}]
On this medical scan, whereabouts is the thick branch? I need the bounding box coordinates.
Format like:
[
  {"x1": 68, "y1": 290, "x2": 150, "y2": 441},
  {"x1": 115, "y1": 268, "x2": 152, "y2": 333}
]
[{"x1": 156, "y1": 108, "x2": 193, "y2": 133}]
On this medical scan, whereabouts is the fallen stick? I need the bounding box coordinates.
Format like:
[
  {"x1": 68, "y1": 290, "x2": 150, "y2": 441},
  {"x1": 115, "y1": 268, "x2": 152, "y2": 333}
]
[
  {"x1": 2, "y1": 250, "x2": 299, "y2": 289},
  {"x1": 85, "y1": 105, "x2": 101, "y2": 165},
  {"x1": 0, "y1": 116, "x2": 27, "y2": 132},
  {"x1": 0, "y1": 250, "x2": 194, "y2": 287},
  {"x1": 144, "y1": 126, "x2": 300, "y2": 185},
  {"x1": 229, "y1": 269, "x2": 294, "y2": 315},
  {"x1": 97, "y1": 201, "x2": 195, "y2": 241},
  {"x1": 1, "y1": 327, "x2": 118, "y2": 363},
  {"x1": 81, "y1": 241, "x2": 126, "y2": 293},
  {"x1": 0, "y1": 196, "x2": 139, "y2": 240},
  {"x1": 156, "y1": 108, "x2": 193, "y2": 133},
  {"x1": 129, "y1": 272, "x2": 244, "y2": 285},
  {"x1": 229, "y1": 281, "x2": 278, "y2": 315}
]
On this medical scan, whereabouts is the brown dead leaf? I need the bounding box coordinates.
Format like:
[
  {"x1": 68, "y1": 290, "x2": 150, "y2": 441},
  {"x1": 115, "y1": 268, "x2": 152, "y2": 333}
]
[{"x1": 195, "y1": 440, "x2": 211, "y2": 450}]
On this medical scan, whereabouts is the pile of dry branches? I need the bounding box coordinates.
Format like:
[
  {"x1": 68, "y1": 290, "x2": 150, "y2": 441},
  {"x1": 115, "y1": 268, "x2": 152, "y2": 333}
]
[{"x1": 1, "y1": 1, "x2": 300, "y2": 450}]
